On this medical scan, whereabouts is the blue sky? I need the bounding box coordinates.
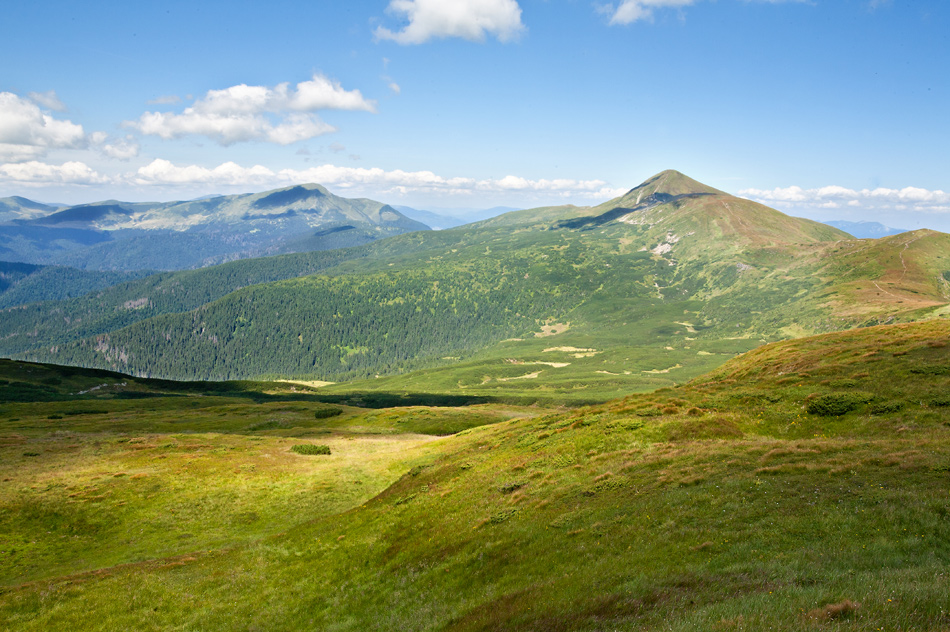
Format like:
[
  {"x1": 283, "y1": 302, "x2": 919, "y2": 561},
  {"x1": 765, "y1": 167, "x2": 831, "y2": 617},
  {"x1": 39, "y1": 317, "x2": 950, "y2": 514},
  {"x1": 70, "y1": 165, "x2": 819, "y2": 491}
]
[{"x1": 1, "y1": 0, "x2": 948, "y2": 229}]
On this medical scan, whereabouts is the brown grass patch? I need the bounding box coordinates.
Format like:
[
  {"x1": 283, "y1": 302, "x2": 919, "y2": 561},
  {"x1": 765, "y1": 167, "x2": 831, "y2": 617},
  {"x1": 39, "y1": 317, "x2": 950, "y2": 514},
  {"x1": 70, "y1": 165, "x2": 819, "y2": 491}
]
[
  {"x1": 805, "y1": 600, "x2": 860, "y2": 621},
  {"x1": 755, "y1": 463, "x2": 829, "y2": 475}
]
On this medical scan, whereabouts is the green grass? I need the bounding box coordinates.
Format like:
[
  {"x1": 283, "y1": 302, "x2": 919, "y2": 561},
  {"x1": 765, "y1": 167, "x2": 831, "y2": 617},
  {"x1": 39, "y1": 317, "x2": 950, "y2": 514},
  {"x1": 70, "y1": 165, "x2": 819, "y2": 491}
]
[{"x1": 1, "y1": 320, "x2": 949, "y2": 629}]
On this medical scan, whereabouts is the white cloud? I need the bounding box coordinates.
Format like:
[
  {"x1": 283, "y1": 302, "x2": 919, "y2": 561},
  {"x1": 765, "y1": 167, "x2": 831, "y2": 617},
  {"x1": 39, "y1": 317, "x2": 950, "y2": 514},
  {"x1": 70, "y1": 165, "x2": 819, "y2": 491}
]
[
  {"x1": 27, "y1": 90, "x2": 67, "y2": 112},
  {"x1": 97, "y1": 135, "x2": 141, "y2": 161},
  {"x1": 88, "y1": 131, "x2": 140, "y2": 160},
  {"x1": 134, "y1": 159, "x2": 276, "y2": 186},
  {"x1": 284, "y1": 75, "x2": 377, "y2": 112},
  {"x1": 126, "y1": 74, "x2": 375, "y2": 146},
  {"x1": 375, "y1": 0, "x2": 525, "y2": 44},
  {"x1": 602, "y1": 0, "x2": 809, "y2": 25},
  {"x1": 0, "y1": 160, "x2": 108, "y2": 185},
  {"x1": 0, "y1": 92, "x2": 86, "y2": 161},
  {"x1": 130, "y1": 159, "x2": 623, "y2": 200},
  {"x1": 740, "y1": 184, "x2": 950, "y2": 215},
  {"x1": 604, "y1": 0, "x2": 695, "y2": 25}
]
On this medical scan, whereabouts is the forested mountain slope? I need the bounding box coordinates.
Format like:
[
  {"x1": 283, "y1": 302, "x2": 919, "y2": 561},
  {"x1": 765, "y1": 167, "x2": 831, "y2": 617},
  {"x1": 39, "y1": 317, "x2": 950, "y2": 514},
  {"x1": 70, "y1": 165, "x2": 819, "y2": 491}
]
[
  {"x1": 7, "y1": 171, "x2": 947, "y2": 395},
  {"x1": 0, "y1": 261, "x2": 151, "y2": 309}
]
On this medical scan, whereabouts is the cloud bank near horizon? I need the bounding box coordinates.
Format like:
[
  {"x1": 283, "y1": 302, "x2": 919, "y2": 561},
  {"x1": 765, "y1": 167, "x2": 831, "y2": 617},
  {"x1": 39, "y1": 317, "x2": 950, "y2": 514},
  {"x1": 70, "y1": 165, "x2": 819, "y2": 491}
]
[
  {"x1": 741, "y1": 185, "x2": 950, "y2": 215},
  {"x1": 2, "y1": 158, "x2": 948, "y2": 227},
  {"x1": 0, "y1": 158, "x2": 625, "y2": 204}
]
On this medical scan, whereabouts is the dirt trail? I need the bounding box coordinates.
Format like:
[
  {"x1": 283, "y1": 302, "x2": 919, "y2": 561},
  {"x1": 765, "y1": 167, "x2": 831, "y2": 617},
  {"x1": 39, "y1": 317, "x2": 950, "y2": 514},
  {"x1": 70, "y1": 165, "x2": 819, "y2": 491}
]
[{"x1": 870, "y1": 234, "x2": 924, "y2": 299}]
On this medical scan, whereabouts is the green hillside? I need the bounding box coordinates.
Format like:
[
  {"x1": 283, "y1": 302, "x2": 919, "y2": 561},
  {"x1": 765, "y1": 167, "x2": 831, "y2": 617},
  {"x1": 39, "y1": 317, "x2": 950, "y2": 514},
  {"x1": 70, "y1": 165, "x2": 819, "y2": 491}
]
[
  {"x1": 6, "y1": 171, "x2": 946, "y2": 402},
  {"x1": 0, "y1": 246, "x2": 388, "y2": 355},
  {"x1": 1, "y1": 320, "x2": 948, "y2": 629},
  {"x1": 0, "y1": 261, "x2": 151, "y2": 309}
]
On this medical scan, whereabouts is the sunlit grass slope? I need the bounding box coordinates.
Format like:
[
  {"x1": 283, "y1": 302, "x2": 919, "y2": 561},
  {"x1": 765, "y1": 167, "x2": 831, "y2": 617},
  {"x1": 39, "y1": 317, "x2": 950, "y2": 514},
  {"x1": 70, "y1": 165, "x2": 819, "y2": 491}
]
[
  {"x1": 0, "y1": 360, "x2": 523, "y2": 588},
  {"x1": 3, "y1": 320, "x2": 948, "y2": 630}
]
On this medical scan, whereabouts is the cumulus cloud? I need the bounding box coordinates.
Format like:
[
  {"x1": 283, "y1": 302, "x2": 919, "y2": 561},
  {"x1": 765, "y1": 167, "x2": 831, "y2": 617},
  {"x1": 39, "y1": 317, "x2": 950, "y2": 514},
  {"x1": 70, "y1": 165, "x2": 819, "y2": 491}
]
[
  {"x1": 0, "y1": 160, "x2": 108, "y2": 185},
  {"x1": 0, "y1": 92, "x2": 86, "y2": 161},
  {"x1": 134, "y1": 159, "x2": 276, "y2": 186},
  {"x1": 130, "y1": 159, "x2": 623, "y2": 200},
  {"x1": 126, "y1": 74, "x2": 375, "y2": 146},
  {"x1": 740, "y1": 184, "x2": 950, "y2": 214},
  {"x1": 375, "y1": 0, "x2": 525, "y2": 44}
]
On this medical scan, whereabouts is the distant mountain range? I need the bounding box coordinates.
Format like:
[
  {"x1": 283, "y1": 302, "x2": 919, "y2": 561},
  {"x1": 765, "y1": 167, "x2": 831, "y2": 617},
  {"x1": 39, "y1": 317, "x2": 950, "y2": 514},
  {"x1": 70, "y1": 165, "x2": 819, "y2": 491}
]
[
  {"x1": 0, "y1": 185, "x2": 428, "y2": 270},
  {"x1": 3, "y1": 170, "x2": 947, "y2": 395},
  {"x1": 821, "y1": 220, "x2": 908, "y2": 238},
  {"x1": 393, "y1": 205, "x2": 520, "y2": 230}
]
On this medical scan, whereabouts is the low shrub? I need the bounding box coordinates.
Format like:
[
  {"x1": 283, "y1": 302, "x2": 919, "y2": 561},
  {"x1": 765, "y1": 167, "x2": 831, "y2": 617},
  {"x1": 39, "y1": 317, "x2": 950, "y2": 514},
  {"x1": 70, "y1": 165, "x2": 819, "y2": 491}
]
[
  {"x1": 829, "y1": 378, "x2": 858, "y2": 388},
  {"x1": 489, "y1": 508, "x2": 518, "y2": 525},
  {"x1": 910, "y1": 365, "x2": 950, "y2": 376},
  {"x1": 291, "y1": 444, "x2": 331, "y2": 456},
  {"x1": 869, "y1": 401, "x2": 905, "y2": 414},
  {"x1": 247, "y1": 420, "x2": 288, "y2": 431},
  {"x1": 806, "y1": 392, "x2": 871, "y2": 416},
  {"x1": 314, "y1": 407, "x2": 343, "y2": 419},
  {"x1": 499, "y1": 481, "x2": 525, "y2": 494}
]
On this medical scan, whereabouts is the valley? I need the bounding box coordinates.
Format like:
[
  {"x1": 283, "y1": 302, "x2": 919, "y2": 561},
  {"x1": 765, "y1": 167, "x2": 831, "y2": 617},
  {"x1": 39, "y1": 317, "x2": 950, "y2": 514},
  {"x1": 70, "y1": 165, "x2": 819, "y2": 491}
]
[{"x1": 1, "y1": 171, "x2": 949, "y2": 630}]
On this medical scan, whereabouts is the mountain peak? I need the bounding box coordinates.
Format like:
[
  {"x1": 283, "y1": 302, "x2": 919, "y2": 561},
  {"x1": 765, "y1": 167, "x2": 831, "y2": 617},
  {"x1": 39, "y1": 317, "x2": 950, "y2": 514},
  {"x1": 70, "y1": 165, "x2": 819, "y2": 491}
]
[{"x1": 626, "y1": 170, "x2": 725, "y2": 199}]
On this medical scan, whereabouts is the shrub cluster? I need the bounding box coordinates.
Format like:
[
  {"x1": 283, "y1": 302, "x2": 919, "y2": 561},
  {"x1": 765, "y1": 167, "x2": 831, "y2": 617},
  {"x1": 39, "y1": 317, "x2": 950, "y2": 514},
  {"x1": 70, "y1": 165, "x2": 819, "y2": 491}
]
[
  {"x1": 910, "y1": 365, "x2": 950, "y2": 376},
  {"x1": 291, "y1": 444, "x2": 331, "y2": 456},
  {"x1": 313, "y1": 407, "x2": 343, "y2": 419},
  {"x1": 498, "y1": 481, "x2": 525, "y2": 494},
  {"x1": 806, "y1": 393, "x2": 870, "y2": 416},
  {"x1": 869, "y1": 401, "x2": 905, "y2": 414}
]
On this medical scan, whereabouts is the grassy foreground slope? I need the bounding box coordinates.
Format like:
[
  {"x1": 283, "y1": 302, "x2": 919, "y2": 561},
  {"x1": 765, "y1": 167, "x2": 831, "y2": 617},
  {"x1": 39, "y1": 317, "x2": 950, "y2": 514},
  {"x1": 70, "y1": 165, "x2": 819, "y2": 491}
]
[
  {"x1": 2, "y1": 320, "x2": 949, "y2": 630},
  {"x1": 0, "y1": 358, "x2": 523, "y2": 588}
]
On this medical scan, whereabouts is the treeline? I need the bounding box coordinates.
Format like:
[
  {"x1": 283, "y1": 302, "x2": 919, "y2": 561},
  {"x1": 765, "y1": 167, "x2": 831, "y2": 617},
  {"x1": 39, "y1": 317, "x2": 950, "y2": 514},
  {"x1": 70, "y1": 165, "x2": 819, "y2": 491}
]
[
  {"x1": 11, "y1": 221, "x2": 702, "y2": 382},
  {"x1": 28, "y1": 257, "x2": 586, "y2": 380},
  {"x1": 0, "y1": 244, "x2": 386, "y2": 355},
  {"x1": 0, "y1": 261, "x2": 150, "y2": 309}
]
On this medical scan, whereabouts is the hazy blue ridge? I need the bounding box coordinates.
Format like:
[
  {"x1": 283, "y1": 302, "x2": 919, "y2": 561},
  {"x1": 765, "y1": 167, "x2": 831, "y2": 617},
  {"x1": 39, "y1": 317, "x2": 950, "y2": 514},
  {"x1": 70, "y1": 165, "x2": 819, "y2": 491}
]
[{"x1": 822, "y1": 220, "x2": 908, "y2": 238}]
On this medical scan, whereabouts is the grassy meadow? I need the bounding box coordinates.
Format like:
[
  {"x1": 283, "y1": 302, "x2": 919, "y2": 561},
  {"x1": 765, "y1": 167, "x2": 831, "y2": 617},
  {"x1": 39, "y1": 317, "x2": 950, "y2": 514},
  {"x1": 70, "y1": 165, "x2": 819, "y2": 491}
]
[{"x1": 1, "y1": 320, "x2": 948, "y2": 629}]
